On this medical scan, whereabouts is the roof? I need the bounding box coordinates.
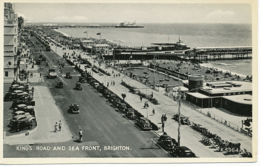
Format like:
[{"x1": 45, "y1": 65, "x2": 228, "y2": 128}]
[
  {"x1": 82, "y1": 39, "x2": 94, "y2": 43},
  {"x1": 201, "y1": 81, "x2": 252, "y2": 95},
  {"x1": 152, "y1": 43, "x2": 177, "y2": 46},
  {"x1": 94, "y1": 44, "x2": 110, "y2": 47},
  {"x1": 172, "y1": 86, "x2": 189, "y2": 92},
  {"x1": 186, "y1": 92, "x2": 210, "y2": 99},
  {"x1": 222, "y1": 94, "x2": 252, "y2": 105}
]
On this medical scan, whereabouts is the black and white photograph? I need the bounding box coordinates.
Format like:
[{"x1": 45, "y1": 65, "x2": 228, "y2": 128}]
[{"x1": 1, "y1": 0, "x2": 257, "y2": 163}]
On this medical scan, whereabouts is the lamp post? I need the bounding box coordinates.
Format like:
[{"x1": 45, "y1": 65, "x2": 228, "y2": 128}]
[{"x1": 176, "y1": 87, "x2": 185, "y2": 146}]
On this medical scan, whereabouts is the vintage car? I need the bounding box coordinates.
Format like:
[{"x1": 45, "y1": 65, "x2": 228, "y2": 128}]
[
  {"x1": 23, "y1": 105, "x2": 35, "y2": 116},
  {"x1": 126, "y1": 108, "x2": 136, "y2": 120},
  {"x1": 75, "y1": 82, "x2": 83, "y2": 90},
  {"x1": 172, "y1": 114, "x2": 191, "y2": 125},
  {"x1": 173, "y1": 146, "x2": 196, "y2": 158},
  {"x1": 13, "y1": 104, "x2": 27, "y2": 111},
  {"x1": 157, "y1": 133, "x2": 178, "y2": 152},
  {"x1": 9, "y1": 114, "x2": 37, "y2": 132},
  {"x1": 56, "y1": 81, "x2": 64, "y2": 88},
  {"x1": 48, "y1": 68, "x2": 57, "y2": 78},
  {"x1": 13, "y1": 110, "x2": 27, "y2": 116},
  {"x1": 97, "y1": 84, "x2": 106, "y2": 93},
  {"x1": 136, "y1": 117, "x2": 153, "y2": 131},
  {"x1": 65, "y1": 72, "x2": 72, "y2": 79},
  {"x1": 78, "y1": 76, "x2": 87, "y2": 83},
  {"x1": 68, "y1": 104, "x2": 80, "y2": 114}
]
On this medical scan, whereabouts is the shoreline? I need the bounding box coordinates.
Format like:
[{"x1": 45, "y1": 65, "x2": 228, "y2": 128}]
[
  {"x1": 53, "y1": 28, "x2": 251, "y2": 79},
  {"x1": 200, "y1": 63, "x2": 247, "y2": 78},
  {"x1": 54, "y1": 29, "x2": 70, "y2": 37}
]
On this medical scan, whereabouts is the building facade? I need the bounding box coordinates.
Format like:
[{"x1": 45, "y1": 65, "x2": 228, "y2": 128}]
[
  {"x1": 185, "y1": 81, "x2": 252, "y2": 116},
  {"x1": 4, "y1": 3, "x2": 18, "y2": 83}
]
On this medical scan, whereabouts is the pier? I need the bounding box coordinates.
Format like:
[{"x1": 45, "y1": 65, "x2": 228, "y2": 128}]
[
  {"x1": 104, "y1": 46, "x2": 252, "y2": 61},
  {"x1": 184, "y1": 46, "x2": 252, "y2": 62}
]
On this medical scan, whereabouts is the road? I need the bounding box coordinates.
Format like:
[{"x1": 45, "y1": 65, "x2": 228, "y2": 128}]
[{"x1": 4, "y1": 35, "x2": 169, "y2": 157}]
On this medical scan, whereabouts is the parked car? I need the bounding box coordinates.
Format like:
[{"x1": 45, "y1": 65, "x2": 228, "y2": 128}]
[
  {"x1": 173, "y1": 146, "x2": 196, "y2": 157},
  {"x1": 157, "y1": 133, "x2": 178, "y2": 152},
  {"x1": 9, "y1": 114, "x2": 37, "y2": 132},
  {"x1": 136, "y1": 117, "x2": 152, "y2": 130},
  {"x1": 172, "y1": 114, "x2": 191, "y2": 125},
  {"x1": 126, "y1": 108, "x2": 136, "y2": 120}
]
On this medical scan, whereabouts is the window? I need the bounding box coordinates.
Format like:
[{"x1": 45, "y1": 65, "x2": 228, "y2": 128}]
[
  {"x1": 8, "y1": 61, "x2": 11, "y2": 66},
  {"x1": 5, "y1": 71, "x2": 8, "y2": 77}
]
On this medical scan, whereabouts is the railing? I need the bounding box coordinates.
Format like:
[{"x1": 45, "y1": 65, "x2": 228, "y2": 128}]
[{"x1": 185, "y1": 101, "x2": 252, "y2": 137}]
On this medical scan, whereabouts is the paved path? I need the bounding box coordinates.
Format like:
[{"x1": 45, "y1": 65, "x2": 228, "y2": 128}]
[
  {"x1": 51, "y1": 41, "x2": 251, "y2": 157},
  {"x1": 4, "y1": 86, "x2": 72, "y2": 145}
]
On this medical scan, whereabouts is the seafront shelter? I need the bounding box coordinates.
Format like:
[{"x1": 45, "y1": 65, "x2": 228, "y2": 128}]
[
  {"x1": 221, "y1": 94, "x2": 252, "y2": 116},
  {"x1": 185, "y1": 81, "x2": 252, "y2": 116}
]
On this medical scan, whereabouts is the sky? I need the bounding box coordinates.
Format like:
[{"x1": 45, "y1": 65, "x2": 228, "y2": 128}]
[{"x1": 13, "y1": 3, "x2": 252, "y2": 24}]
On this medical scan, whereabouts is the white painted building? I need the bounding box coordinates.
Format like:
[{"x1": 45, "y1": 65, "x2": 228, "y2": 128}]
[{"x1": 4, "y1": 3, "x2": 18, "y2": 82}]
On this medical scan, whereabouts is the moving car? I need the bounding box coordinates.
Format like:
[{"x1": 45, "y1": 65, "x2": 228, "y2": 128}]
[
  {"x1": 75, "y1": 82, "x2": 83, "y2": 90},
  {"x1": 48, "y1": 68, "x2": 57, "y2": 78},
  {"x1": 68, "y1": 104, "x2": 80, "y2": 114},
  {"x1": 65, "y1": 72, "x2": 72, "y2": 79},
  {"x1": 56, "y1": 81, "x2": 64, "y2": 88}
]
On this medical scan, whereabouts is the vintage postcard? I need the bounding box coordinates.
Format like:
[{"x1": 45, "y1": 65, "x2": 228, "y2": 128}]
[{"x1": 0, "y1": 0, "x2": 258, "y2": 164}]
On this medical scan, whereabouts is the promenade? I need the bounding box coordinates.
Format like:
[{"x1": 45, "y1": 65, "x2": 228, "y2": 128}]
[{"x1": 50, "y1": 43, "x2": 252, "y2": 157}]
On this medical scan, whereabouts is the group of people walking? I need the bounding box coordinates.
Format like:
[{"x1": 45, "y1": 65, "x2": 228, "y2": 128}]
[{"x1": 54, "y1": 120, "x2": 62, "y2": 132}]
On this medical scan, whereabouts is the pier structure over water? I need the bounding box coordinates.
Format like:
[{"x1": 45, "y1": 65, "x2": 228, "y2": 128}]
[
  {"x1": 184, "y1": 46, "x2": 252, "y2": 62},
  {"x1": 105, "y1": 46, "x2": 252, "y2": 61}
]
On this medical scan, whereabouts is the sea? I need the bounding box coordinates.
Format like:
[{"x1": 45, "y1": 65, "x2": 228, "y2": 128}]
[{"x1": 57, "y1": 23, "x2": 252, "y2": 76}]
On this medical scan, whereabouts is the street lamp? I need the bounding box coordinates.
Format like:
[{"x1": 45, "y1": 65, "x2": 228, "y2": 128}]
[{"x1": 175, "y1": 87, "x2": 185, "y2": 146}]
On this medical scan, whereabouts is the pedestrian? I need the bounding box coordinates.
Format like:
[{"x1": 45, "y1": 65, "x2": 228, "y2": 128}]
[
  {"x1": 54, "y1": 122, "x2": 58, "y2": 132},
  {"x1": 152, "y1": 109, "x2": 155, "y2": 115},
  {"x1": 162, "y1": 122, "x2": 165, "y2": 133},
  {"x1": 161, "y1": 115, "x2": 164, "y2": 124},
  {"x1": 58, "y1": 120, "x2": 62, "y2": 131},
  {"x1": 79, "y1": 129, "x2": 83, "y2": 142},
  {"x1": 140, "y1": 96, "x2": 143, "y2": 102},
  {"x1": 144, "y1": 101, "x2": 148, "y2": 109}
]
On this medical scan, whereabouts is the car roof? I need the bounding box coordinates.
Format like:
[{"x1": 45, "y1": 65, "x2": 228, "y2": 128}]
[
  {"x1": 179, "y1": 146, "x2": 190, "y2": 150},
  {"x1": 14, "y1": 111, "x2": 25, "y2": 114}
]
